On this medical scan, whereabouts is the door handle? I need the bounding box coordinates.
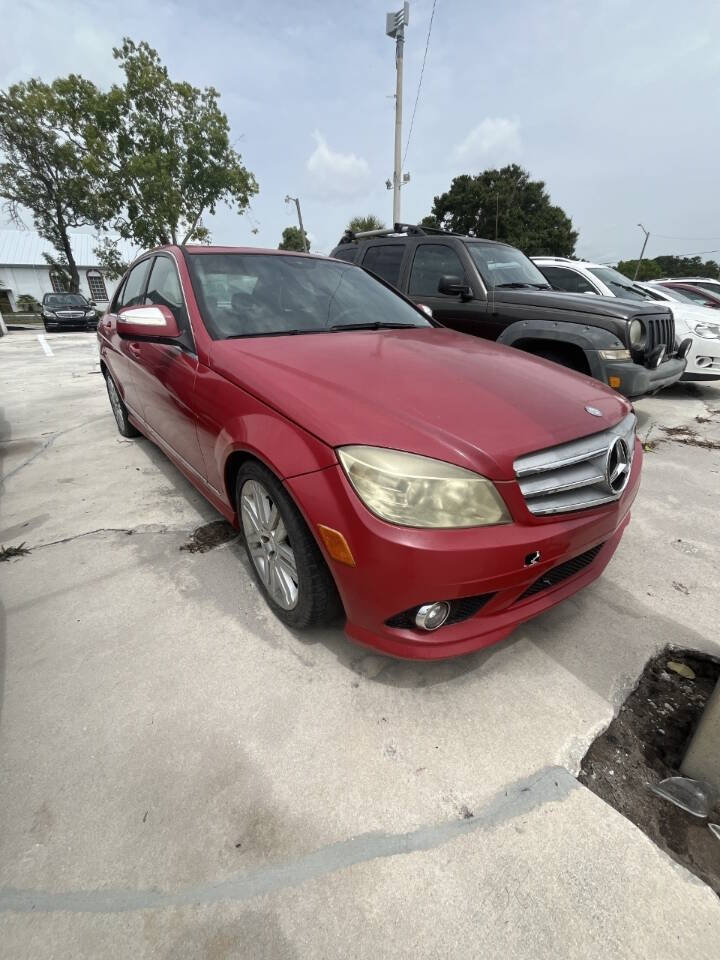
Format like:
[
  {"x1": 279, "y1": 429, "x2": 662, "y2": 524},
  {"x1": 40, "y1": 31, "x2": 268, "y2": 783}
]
[{"x1": 128, "y1": 342, "x2": 141, "y2": 356}]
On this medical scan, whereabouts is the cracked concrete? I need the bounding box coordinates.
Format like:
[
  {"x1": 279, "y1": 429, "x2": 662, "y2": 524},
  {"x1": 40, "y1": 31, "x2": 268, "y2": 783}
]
[{"x1": 1, "y1": 329, "x2": 719, "y2": 958}]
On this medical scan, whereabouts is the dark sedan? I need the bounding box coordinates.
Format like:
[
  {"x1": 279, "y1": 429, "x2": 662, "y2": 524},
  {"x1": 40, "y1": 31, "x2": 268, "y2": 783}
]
[{"x1": 41, "y1": 293, "x2": 99, "y2": 331}]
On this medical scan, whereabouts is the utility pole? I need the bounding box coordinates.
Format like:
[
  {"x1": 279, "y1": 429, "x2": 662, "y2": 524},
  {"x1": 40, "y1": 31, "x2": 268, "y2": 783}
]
[
  {"x1": 634, "y1": 223, "x2": 650, "y2": 280},
  {"x1": 284, "y1": 195, "x2": 308, "y2": 252},
  {"x1": 386, "y1": 3, "x2": 409, "y2": 226}
]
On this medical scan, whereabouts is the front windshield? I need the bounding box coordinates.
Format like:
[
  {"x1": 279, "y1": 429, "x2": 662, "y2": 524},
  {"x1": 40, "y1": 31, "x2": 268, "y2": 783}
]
[
  {"x1": 44, "y1": 294, "x2": 88, "y2": 308},
  {"x1": 465, "y1": 242, "x2": 550, "y2": 290},
  {"x1": 587, "y1": 267, "x2": 647, "y2": 301},
  {"x1": 186, "y1": 253, "x2": 431, "y2": 339}
]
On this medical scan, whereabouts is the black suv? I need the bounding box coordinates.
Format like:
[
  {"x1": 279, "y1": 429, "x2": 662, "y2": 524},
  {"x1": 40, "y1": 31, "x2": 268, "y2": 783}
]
[
  {"x1": 41, "y1": 293, "x2": 99, "y2": 332},
  {"x1": 330, "y1": 224, "x2": 688, "y2": 398}
]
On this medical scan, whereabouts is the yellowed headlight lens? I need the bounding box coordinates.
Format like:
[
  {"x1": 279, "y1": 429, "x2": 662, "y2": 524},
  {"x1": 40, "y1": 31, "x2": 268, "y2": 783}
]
[{"x1": 337, "y1": 446, "x2": 511, "y2": 528}]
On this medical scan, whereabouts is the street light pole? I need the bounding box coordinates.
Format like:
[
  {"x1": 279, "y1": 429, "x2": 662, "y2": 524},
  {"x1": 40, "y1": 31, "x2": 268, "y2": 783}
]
[
  {"x1": 284, "y1": 195, "x2": 308, "y2": 252},
  {"x1": 634, "y1": 223, "x2": 650, "y2": 280},
  {"x1": 386, "y1": 3, "x2": 409, "y2": 227}
]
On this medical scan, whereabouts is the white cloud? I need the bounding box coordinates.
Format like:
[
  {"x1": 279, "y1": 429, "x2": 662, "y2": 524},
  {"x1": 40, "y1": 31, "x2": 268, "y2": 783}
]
[
  {"x1": 306, "y1": 132, "x2": 370, "y2": 200},
  {"x1": 453, "y1": 118, "x2": 521, "y2": 167}
]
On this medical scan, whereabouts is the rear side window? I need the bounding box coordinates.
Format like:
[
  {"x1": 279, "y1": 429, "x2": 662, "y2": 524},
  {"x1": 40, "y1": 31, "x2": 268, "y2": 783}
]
[
  {"x1": 119, "y1": 259, "x2": 152, "y2": 308},
  {"x1": 408, "y1": 244, "x2": 467, "y2": 297},
  {"x1": 540, "y1": 266, "x2": 597, "y2": 294},
  {"x1": 361, "y1": 244, "x2": 404, "y2": 287},
  {"x1": 332, "y1": 246, "x2": 359, "y2": 263}
]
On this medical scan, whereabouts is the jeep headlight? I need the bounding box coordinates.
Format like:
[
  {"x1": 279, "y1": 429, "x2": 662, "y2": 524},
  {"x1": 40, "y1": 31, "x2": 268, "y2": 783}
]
[
  {"x1": 694, "y1": 322, "x2": 720, "y2": 340},
  {"x1": 337, "y1": 446, "x2": 511, "y2": 528},
  {"x1": 629, "y1": 319, "x2": 646, "y2": 349}
]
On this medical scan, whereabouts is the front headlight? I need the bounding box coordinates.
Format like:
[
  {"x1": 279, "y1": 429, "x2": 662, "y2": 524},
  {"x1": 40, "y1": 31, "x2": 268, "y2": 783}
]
[
  {"x1": 85, "y1": 310, "x2": 97, "y2": 318},
  {"x1": 337, "y1": 446, "x2": 511, "y2": 528},
  {"x1": 42, "y1": 310, "x2": 56, "y2": 319},
  {"x1": 694, "y1": 322, "x2": 720, "y2": 340},
  {"x1": 628, "y1": 319, "x2": 646, "y2": 349}
]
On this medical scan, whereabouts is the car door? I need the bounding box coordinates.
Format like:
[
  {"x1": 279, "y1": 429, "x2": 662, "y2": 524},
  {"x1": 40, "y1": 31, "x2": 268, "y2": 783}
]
[
  {"x1": 537, "y1": 265, "x2": 602, "y2": 295},
  {"x1": 104, "y1": 257, "x2": 154, "y2": 417},
  {"x1": 125, "y1": 254, "x2": 207, "y2": 478},
  {"x1": 406, "y1": 242, "x2": 489, "y2": 336}
]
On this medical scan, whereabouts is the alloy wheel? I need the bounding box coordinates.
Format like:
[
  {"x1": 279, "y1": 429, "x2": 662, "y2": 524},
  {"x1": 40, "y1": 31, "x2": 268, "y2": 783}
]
[{"x1": 240, "y1": 478, "x2": 299, "y2": 610}]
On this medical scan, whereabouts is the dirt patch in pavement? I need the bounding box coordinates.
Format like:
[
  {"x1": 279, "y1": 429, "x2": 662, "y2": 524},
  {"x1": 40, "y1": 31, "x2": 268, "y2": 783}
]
[
  {"x1": 579, "y1": 648, "x2": 720, "y2": 895},
  {"x1": 661, "y1": 426, "x2": 720, "y2": 451},
  {"x1": 180, "y1": 520, "x2": 238, "y2": 554}
]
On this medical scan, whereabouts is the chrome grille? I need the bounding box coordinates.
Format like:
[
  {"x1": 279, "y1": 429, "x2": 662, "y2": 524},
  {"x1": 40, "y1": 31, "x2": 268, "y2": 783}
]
[{"x1": 514, "y1": 413, "x2": 636, "y2": 516}]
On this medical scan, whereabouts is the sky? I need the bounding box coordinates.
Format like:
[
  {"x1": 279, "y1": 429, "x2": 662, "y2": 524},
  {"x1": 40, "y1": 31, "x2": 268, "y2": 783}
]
[{"x1": 2, "y1": 0, "x2": 720, "y2": 263}]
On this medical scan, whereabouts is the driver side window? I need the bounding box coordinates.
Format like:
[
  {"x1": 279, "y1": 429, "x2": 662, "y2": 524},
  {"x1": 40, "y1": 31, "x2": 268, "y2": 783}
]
[
  {"x1": 540, "y1": 266, "x2": 597, "y2": 295},
  {"x1": 409, "y1": 244, "x2": 467, "y2": 297}
]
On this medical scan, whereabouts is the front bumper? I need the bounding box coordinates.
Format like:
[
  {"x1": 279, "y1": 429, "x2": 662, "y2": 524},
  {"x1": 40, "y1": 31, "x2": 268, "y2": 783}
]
[
  {"x1": 600, "y1": 356, "x2": 686, "y2": 398},
  {"x1": 681, "y1": 336, "x2": 720, "y2": 381},
  {"x1": 287, "y1": 439, "x2": 642, "y2": 660}
]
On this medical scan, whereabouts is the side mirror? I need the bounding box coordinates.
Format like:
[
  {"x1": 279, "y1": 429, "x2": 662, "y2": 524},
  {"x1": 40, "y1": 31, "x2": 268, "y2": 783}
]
[
  {"x1": 89, "y1": 300, "x2": 97, "y2": 307},
  {"x1": 416, "y1": 303, "x2": 433, "y2": 318},
  {"x1": 438, "y1": 275, "x2": 472, "y2": 299},
  {"x1": 117, "y1": 304, "x2": 180, "y2": 339}
]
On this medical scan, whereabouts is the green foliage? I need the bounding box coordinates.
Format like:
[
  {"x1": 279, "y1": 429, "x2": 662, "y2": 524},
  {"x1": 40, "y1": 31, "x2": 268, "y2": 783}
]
[
  {"x1": 425, "y1": 164, "x2": 578, "y2": 256},
  {"x1": 616, "y1": 256, "x2": 720, "y2": 281},
  {"x1": 83, "y1": 39, "x2": 258, "y2": 248},
  {"x1": 0, "y1": 75, "x2": 106, "y2": 291},
  {"x1": 347, "y1": 214, "x2": 386, "y2": 234},
  {"x1": 616, "y1": 259, "x2": 663, "y2": 281},
  {"x1": 651, "y1": 255, "x2": 720, "y2": 279},
  {"x1": 278, "y1": 225, "x2": 310, "y2": 252},
  {"x1": 94, "y1": 238, "x2": 129, "y2": 281},
  {"x1": 16, "y1": 293, "x2": 41, "y2": 312}
]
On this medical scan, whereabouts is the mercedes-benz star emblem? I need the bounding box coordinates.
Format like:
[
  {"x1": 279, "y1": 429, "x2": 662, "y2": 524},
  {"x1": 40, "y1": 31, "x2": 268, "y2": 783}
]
[
  {"x1": 585, "y1": 406, "x2": 602, "y2": 417},
  {"x1": 605, "y1": 437, "x2": 630, "y2": 494}
]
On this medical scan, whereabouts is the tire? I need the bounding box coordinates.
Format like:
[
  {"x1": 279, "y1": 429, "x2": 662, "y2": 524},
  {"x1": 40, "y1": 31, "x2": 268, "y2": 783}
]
[
  {"x1": 104, "y1": 371, "x2": 140, "y2": 438},
  {"x1": 529, "y1": 345, "x2": 584, "y2": 373},
  {"x1": 236, "y1": 460, "x2": 342, "y2": 629}
]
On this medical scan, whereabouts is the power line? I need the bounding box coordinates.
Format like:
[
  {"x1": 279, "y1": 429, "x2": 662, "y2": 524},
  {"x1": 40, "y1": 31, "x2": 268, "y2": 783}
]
[{"x1": 402, "y1": 0, "x2": 437, "y2": 169}]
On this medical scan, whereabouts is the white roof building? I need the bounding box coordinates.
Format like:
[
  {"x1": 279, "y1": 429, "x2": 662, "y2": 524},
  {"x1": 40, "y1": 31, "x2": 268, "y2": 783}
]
[{"x1": 0, "y1": 229, "x2": 138, "y2": 313}]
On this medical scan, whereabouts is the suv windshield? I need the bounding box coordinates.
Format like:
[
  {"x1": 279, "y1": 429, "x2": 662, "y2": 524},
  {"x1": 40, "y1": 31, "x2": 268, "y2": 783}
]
[
  {"x1": 44, "y1": 294, "x2": 88, "y2": 308},
  {"x1": 186, "y1": 253, "x2": 431, "y2": 339},
  {"x1": 587, "y1": 267, "x2": 648, "y2": 301},
  {"x1": 465, "y1": 242, "x2": 551, "y2": 290}
]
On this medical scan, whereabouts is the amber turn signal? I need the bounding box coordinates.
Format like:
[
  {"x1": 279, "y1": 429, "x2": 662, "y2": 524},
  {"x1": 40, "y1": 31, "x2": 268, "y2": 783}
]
[
  {"x1": 608, "y1": 376, "x2": 621, "y2": 389},
  {"x1": 317, "y1": 524, "x2": 356, "y2": 566}
]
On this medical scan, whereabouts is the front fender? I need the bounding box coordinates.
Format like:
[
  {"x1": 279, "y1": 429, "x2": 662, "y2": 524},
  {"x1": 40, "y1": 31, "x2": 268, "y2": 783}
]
[{"x1": 497, "y1": 319, "x2": 627, "y2": 380}]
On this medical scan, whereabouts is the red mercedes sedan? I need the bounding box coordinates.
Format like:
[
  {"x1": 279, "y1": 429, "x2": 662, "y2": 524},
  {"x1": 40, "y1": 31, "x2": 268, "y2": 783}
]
[{"x1": 98, "y1": 246, "x2": 641, "y2": 659}]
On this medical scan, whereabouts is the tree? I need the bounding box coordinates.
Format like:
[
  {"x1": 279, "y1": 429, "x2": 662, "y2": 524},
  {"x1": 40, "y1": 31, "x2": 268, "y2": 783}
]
[
  {"x1": 278, "y1": 226, "x2": 310, "y2": 252},
  {"x1": 651, "y1": 255, "x2": 720, "y2": 279},
  {"x1": 0, "y1": 76, "x2": 105, "y2": 292},
  {"x1": 90, "y1": 39, "x2": 258, "y2": 249},
  {"x1": 424, "y1": 164, "x2": 577, "y2": 256},
  {"x1": 616, "y1": 259, "x2": 663, "y2": 281},
  {"x1": 347, "y1": 214, "x2": 386, "y2": 234}
]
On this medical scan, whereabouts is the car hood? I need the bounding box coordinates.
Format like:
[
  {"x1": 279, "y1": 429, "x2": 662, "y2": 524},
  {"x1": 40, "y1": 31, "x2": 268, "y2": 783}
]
[
  {"x1": 664, "y1": 302, "x2": 720, "y2": 334},
  {"x1": 493, "y1": 287, "x2": 670, "y2": 320},
  {"x1": 210, "y1": 328, "x2": 631, "y2": 480}
]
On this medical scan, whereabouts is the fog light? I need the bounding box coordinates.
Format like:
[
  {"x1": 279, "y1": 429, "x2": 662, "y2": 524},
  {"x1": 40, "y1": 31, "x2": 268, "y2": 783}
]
[{"x1": 415, "y1": 601, "x2": 451, "y2": 631}]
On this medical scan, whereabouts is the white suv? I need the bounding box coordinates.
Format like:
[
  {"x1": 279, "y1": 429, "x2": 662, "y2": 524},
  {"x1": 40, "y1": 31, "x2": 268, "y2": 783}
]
[{"x1": 533, "y1": 258, "x2": 720, "y2": 382}]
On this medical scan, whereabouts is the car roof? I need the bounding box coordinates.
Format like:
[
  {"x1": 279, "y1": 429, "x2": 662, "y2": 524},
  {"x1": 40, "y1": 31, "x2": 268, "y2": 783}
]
[{"x1": 533, "y1": 257, "x2": 607, "y2": 270}]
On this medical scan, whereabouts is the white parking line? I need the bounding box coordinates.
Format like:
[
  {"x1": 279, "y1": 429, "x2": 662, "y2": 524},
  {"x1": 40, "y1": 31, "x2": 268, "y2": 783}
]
[{"x1": 37, "y1": 335, "x2": 54, "y2": 357}]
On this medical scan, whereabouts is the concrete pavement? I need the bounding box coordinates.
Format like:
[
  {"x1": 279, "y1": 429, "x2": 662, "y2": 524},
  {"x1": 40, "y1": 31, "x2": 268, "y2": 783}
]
[{"x1": 1, "y1": 330, "x2": 719, "y2": 958}]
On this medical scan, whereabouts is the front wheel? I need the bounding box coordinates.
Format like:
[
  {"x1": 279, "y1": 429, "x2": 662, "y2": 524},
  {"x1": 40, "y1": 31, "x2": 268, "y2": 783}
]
[
  {"x1": 104, "y1": 371, "x2": 140, "y2": 438},
  {"x1": 236, "y1": 461, "x2": 342, "y2": 629}
]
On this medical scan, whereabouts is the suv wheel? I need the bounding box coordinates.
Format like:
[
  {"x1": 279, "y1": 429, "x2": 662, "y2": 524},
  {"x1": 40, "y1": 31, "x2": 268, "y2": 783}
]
[
  {"x1": 236, "y1": 461, "x2": 342, "y2": 629},
  {"x1": 529, "y1": 345, "x2": 586, "y2": 373}
]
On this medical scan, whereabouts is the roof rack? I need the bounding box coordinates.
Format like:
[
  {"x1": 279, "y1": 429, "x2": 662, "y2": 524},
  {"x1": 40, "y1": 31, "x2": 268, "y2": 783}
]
[{"x1": 337, "y1": 222, "x2": 461, "y2": 245}]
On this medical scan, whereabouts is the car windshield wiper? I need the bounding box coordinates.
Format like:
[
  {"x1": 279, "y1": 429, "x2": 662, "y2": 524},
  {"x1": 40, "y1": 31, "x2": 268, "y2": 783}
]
[
  {"x1": 328, "y1": 321, "x2": 418, "y2": 331},
  {"x1": 495, "y1": 282, "x2": 536, "y2": 289}
]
